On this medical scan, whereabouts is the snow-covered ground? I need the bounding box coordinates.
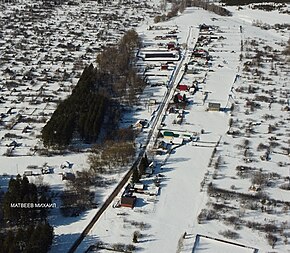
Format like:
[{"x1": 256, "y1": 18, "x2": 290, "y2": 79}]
[
  {"x1": 75, "y1": 5, "x2": 290, "y2": 253},
  {"x1": 1, "y1": 2, "x2": 289, "y2": 253}
]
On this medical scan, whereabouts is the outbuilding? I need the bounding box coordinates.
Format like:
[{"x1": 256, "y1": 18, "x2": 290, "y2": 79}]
[
  {"x1": 178, "y1": 84, "x2": 189, "y2": 91},
  {"x1": 121, "y1": 195, "x2": 136, "y2": 208},
  {"x1": 208, "y1": 102, "x2": 221, "y2": 111}
]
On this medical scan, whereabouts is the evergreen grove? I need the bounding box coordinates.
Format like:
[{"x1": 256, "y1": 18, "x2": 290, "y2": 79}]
[{"x1": 41, "y1": 29, "x2": 145, "y2": 148}]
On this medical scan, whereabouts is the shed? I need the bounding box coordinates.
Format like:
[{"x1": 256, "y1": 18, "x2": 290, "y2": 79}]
[
  {"x1": 208, "y1": 102, "x2": 221, "y2": 111},
  {"x1": 134, "y1": 183, "x2": 145, "y2": 190},
  {"x1": 23, "y1": 170, "x2": 33, "y2": 176},
  {"x1": 161, "y1": 64, "x2": 168, "y2": 70},
  {"x1": 121, "y1": 195, "x2": 136, "y2": 208},
  {"x1": 163, "y1": 131, "x2": 174, "y2": 138}
]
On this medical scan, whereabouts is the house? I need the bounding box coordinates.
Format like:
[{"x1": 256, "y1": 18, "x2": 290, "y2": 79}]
[
  {"x1": 178, "y1": 84, "x2": 189, "y2": 91},
  {"x1": 167, "y1": 42, "x2": 176, "y2": 50},
  {"x1": 161, "y1": 63, "x2": 168, "y2": 70},
  {"x1": 61, "y1": 161, "x2": 74, "y2": 169},
  {"x1": 121, "y1": 194, "x2": 136, "y2": 208},
  {"x1": 208, "y1": 102, "x2": 221, "y2": 111}
]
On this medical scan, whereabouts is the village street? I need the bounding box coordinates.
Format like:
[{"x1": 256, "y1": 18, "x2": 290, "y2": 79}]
[{"x1": 73, "y1": 7, "x2": 242, "y2": 253}]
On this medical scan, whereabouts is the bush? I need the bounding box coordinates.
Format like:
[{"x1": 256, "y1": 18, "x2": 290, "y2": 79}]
[
  {"x1": 197, "y1": 209, "x2": 219, "y2": 223},
  {"x1": 112, "y1": 243, "x2": 126, "y2": 251},
  {"x1": 266, "y1": 233, "x2": 277, "y2": 248},
  {"x1": 219, "y1": 229, "x2": 239, "y2": 239}
]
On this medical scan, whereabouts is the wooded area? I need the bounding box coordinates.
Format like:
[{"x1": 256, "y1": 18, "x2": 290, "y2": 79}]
[
  {"x1": 0, "y1": 176, "x2": 53, "y2": 253},
  {"x1": 42, "y1": 29, "x2": 145, "y2": 148}
]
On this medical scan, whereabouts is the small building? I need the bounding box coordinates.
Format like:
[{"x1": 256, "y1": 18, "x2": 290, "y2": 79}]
[
  {"x1": 23, "y1": 170, "x2": 33, "y2": 176},
  {"x1": 171, "y1": 137, "x2": 184, "y2": 145},
  {"x1": 61, "y1": 161, "x2": 74, "y2": 169},
  {"x1": 148, "y1": 186, "x2": 160, "y2": 196},
  {"x1": 167, "y1": 42, "x2": 176, "y2": 50},
  {"x1": 146, "y1": 166, "x2": 154, "y2": 176},
  {"x1": 121, "y1": 195, "x2": 136, "y2": 208},
  {"x1": 134, "y1": 119, "x2": 149, "y2": 129},
  {"x1": 163, "y1": 131, "x2": 174, "y2": 138},
  {"x1": 208, "y1": 102, "x2": 221, "y2": 111},
  {"x1": 161, "y1": 63, "x2": 168, "y2": 70},
  {"x1": 134, "y1": 183, "x2": 145, "y2": 190},
  {"x1": 134, "y1": 120, "x2": 143, "y2": 129},
  {"x1": 134, "y1": 183, "x2": 145, "y2": 193},
  {"x1": 178, "y1": 84, "x2": 189, "y2": 91},
  {"x1": 7, "y1": 140, "x2": 21, "y2": 147}
]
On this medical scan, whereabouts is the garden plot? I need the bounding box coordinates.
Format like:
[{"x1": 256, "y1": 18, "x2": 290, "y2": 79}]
[{"x1": 197, "y1": 7, "x2": 290, "y2": 252}]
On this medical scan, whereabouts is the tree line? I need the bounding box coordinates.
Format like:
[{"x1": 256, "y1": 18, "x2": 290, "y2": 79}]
[
  {"x1": 42, "y1": 29, "x2": 145, "y2": 148},
  {"x1": 221, "y1": 0, "x2": 289, "y2": 6},
  {"x1": 154, "y1": 0, "x2": 232, "y2": 23},
  {"x1": 0, "y1": 175, "x2": 53, "y2": 253}
]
